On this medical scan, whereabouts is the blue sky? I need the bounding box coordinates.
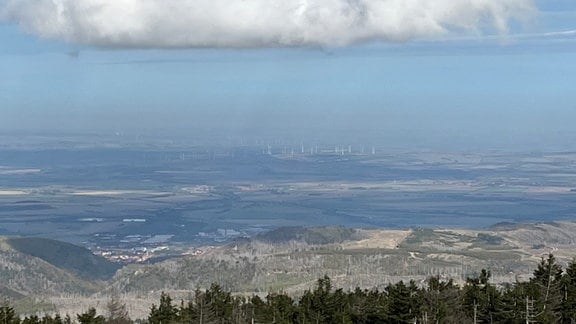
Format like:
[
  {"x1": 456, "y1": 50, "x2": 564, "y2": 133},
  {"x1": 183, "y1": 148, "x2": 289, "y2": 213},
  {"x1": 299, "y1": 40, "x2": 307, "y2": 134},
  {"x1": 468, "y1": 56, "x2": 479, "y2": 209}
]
[{"x1": 1, "y1": 0, "x2": 575, "y2": 150}]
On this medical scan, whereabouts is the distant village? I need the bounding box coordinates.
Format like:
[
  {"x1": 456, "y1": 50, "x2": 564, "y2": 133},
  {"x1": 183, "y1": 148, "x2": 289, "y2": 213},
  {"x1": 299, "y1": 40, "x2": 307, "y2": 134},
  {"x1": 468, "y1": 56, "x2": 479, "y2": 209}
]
[{"x1": 88, "y1": 225, "x2": 250, "y2": 263}]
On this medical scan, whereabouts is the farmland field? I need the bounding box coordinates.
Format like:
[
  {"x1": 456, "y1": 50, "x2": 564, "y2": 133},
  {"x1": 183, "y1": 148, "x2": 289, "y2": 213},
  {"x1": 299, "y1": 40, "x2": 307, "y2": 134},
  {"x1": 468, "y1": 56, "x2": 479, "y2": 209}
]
[{"x1": 1, "y1": 135, "x2": 575, "y2": 252}]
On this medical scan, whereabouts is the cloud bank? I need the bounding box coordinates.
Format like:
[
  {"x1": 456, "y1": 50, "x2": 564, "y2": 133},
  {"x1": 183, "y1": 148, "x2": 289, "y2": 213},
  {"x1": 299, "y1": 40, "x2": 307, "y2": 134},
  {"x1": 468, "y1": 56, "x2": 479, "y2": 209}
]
[{"x1": 0, "y1": 0, "x2": 536, "y2": 48}]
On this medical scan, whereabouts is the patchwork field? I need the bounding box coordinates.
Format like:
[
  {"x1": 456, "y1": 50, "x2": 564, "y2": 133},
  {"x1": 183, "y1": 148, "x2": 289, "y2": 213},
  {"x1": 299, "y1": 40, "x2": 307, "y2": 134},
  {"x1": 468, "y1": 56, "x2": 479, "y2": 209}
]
[{"x1": 1, "y1": 146, "x2": 576, "y2": 251}]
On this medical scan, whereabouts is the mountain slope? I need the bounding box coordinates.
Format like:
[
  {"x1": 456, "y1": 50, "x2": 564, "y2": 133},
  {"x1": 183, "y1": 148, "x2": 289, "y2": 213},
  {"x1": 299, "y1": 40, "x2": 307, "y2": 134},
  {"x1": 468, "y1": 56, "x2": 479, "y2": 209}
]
[
  {"x1": 0, "y1": 236, "x2": 121, "y2": 301},
  {"x1": 6, "y1": 237, "x2": 119, "y2": 281}
]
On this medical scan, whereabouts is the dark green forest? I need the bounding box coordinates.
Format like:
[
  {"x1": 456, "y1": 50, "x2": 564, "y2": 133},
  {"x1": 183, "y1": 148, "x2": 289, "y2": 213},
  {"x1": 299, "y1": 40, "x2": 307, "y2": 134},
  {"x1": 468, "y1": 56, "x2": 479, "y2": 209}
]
[{"x1": 3, "y1": 254, "x2": 576, "y2": 323}]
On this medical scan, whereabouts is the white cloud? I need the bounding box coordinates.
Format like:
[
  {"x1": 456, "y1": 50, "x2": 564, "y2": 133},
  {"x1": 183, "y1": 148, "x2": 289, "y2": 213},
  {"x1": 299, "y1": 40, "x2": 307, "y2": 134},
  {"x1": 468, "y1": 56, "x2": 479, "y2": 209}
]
[{"x1": 0, "y1": 0, "x2": 536, "y2": 48}]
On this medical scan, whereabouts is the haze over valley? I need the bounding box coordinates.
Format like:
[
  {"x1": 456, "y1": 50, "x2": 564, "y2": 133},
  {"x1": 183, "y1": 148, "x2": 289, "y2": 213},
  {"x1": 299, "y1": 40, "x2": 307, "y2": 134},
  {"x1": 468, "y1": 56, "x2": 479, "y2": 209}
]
[
  {"x1": 1, "y1": 133, "x2": 576, "y2": 263},
  {"x1": 2, "y1": 0, "x2": 576, "y2": 321}
]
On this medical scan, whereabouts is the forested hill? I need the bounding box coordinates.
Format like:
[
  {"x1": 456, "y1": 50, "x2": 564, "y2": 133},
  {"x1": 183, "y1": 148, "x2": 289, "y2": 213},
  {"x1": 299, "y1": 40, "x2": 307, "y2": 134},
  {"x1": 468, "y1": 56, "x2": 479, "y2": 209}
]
[
  {"x1": 146, "y1": 255, "x2": 576, "y2": 323},
  {"x1": 254, "y1": 225, "x2": 356, "y2": 244},
  {"x1": 6, "y1": 237, "x2": 119, "y2": 280},
  {"x1": 0, "y1": 236, "x2": 115, "y2": 299},
  {"x1": 2, "y1": 254, "x2": 576, "y2": 323},
  {"x1": 3, "y1": 222, "x2": 576, "y2": 319}
]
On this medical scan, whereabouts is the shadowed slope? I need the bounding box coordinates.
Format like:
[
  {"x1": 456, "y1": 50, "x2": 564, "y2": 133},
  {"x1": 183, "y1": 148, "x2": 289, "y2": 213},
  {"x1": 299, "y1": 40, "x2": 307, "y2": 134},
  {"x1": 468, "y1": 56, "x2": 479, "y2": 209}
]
[{"x1": 6, "y1": 237, "x2": 120, "y2": 281}]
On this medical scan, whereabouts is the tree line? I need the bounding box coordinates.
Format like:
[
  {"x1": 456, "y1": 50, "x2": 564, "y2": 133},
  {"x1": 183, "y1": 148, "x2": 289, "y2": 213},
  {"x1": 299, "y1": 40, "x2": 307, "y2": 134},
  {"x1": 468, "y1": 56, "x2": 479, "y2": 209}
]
[{"x1": 3, "y1": 253, "x2": 576, "y2": 323}]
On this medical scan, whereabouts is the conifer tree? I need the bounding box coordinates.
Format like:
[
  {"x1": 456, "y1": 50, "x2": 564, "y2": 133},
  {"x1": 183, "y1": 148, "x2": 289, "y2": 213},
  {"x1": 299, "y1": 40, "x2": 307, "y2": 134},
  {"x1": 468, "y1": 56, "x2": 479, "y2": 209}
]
[
  {"x1": 0, "y1": 304, "x2": 19, "y2": 324},
  {"x1": 463, "y1": 269, "x2": 502, "y2": 323},
  {"x1": 148, "y1": 292, "x2": 178, "y2": 324},
  {"x1": 266, "y1": 293, "x2": 297, "y2": 324},
  {"x1": 561, "y1": 258, "x2": 576, "y2": 323},
  {"x1": 21, "y1": 315, "x2": 40, "y2": 324},
  {"x1": 204, "y1": 283, "x2": 234, "y2": 323},
  {"x1": 105, "y1": 294, "x2": 131, "y2": 324},
  {"x1": 77, "y1": 308, "x2": 105, "y2": 324},
  {"x1": 386, "y1": 281, "x2": 415, "y2": 323},
  {"x1": 421, "y1": 276, "x2": 465, "y2": 323},
  {"x1": 531, "y1": 253, "x2": 563, "y2": 323}
]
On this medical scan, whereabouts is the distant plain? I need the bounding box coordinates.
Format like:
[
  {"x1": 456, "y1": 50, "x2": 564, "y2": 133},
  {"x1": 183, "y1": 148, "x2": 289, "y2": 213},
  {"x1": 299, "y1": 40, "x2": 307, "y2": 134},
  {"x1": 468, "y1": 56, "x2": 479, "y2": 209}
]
[{"x1": 1, "y1": 134, "x2": 575, "y2": 251}]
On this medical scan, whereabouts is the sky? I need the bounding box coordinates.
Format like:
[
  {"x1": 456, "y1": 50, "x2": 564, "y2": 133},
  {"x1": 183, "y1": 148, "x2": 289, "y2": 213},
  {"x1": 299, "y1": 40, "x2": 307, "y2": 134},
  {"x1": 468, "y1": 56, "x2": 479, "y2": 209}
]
[{"x1": 1, "y1": 0, "x2": 576, "y2": 150}]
